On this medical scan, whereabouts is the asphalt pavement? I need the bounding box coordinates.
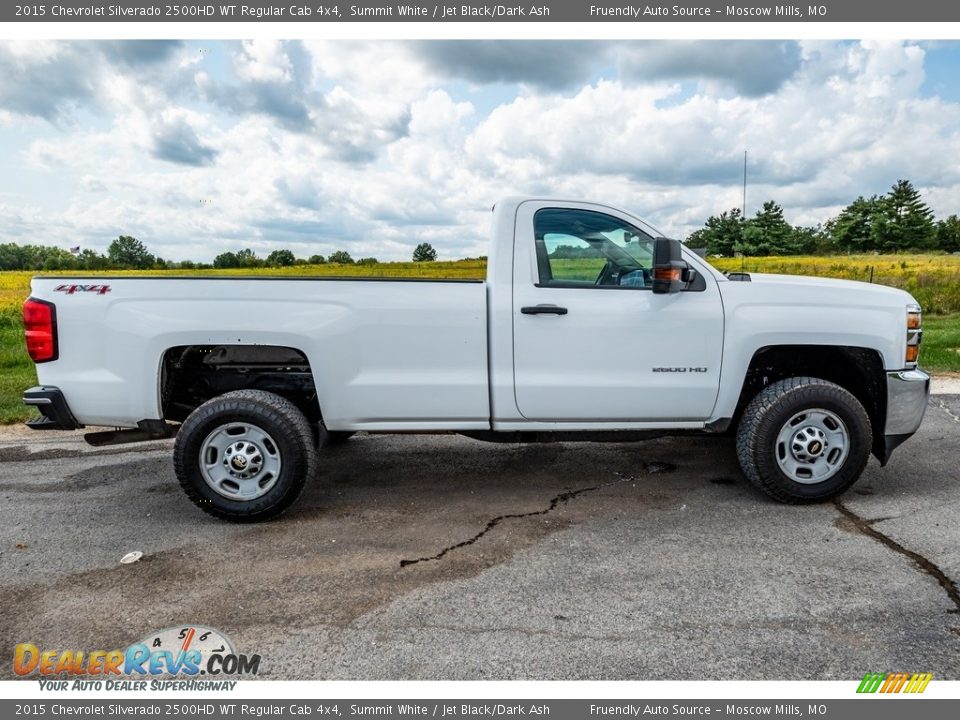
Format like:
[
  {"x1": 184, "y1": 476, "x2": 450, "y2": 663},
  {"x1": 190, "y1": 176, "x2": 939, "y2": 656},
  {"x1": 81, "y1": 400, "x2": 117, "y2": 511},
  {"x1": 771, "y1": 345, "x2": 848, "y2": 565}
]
[{"x1": 1, "y1": 394, "x2": 958, "y2": 680}]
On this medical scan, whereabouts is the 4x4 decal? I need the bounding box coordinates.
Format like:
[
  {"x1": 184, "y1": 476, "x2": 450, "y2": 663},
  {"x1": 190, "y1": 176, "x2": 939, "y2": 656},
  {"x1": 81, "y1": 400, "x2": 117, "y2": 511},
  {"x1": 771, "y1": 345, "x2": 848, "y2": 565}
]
[{"x1": 54, "y1": 284, "x2": 111, "y2": 295}]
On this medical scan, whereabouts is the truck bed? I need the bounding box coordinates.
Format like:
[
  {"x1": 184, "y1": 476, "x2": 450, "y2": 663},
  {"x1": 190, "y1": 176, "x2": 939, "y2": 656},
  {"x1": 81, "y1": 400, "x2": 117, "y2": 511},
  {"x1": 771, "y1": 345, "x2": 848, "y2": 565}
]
[{"x1": 28, "y1": 276, "x2": 490, "y2": 430}]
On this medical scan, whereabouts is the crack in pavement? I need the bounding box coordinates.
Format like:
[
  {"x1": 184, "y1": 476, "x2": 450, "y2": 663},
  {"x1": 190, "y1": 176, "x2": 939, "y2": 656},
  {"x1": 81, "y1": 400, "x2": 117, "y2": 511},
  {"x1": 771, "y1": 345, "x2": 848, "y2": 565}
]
[
  {"x1": 399, "y1": 463, "x2": 675, "y2": 568},
  {"x1": 394, "y1": 621, "x2": 637, "y2": 643},
  {"x1": 834, "y1": 500, "x2": 960, "y2": 614},
  {"x1": 396, "y1": 614, "x2": 828, "y2": 644},
  {"x1": 934, "y1": 398, "x2": 960, "y2": 424}
]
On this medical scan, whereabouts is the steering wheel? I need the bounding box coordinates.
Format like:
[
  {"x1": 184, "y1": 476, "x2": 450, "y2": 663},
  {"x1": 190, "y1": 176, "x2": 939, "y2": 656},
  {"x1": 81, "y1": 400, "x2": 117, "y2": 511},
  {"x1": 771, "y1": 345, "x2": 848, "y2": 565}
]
[
  {"x1": 596, "y1": 262, "x2": 631, "y2": 286},
  {"x1": 597, "y1": 264, "x2": 647, "y2": 287}
]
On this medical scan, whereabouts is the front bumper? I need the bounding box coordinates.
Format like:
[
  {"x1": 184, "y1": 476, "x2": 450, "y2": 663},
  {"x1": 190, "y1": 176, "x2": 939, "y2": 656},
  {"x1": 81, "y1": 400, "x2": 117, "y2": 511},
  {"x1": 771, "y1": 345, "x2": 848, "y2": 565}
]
[
  {"x1": 880, "y1": 369, "x2": 930, "y2": 463},
  {"x1": 23, "y1": 386, "x2": 82, "y2": 431}
]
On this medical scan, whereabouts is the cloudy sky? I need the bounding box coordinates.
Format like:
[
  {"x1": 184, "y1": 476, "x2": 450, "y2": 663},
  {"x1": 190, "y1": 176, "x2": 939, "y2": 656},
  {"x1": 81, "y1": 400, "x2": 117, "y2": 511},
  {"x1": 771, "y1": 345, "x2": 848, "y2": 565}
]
[{"x1": 1, "y1": 39, "x2": 959, "y2": 262}]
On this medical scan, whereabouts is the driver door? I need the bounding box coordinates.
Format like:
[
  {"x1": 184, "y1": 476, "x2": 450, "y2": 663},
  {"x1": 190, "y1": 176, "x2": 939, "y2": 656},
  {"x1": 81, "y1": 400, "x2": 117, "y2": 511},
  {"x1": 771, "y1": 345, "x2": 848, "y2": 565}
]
[{"x1": 512, "y1": 200, "x2": 724, "y2": 422}]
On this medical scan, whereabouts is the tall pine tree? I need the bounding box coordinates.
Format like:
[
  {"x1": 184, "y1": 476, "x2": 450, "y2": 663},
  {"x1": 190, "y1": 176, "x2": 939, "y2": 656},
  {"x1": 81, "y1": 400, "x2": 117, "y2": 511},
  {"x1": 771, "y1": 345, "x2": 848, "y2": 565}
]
[
  {"x1": 874, "y1": 179, "x2": 936, "y2": 251},
  {"x1": 686, "y1": 208, "x2": 744, "y2": 256},
  {"x1": 826, "y1": 195, "x2": 884, "y2": 252},
  {"x1": 740, "y1": 201, "x2": 795, "y2": 256}
]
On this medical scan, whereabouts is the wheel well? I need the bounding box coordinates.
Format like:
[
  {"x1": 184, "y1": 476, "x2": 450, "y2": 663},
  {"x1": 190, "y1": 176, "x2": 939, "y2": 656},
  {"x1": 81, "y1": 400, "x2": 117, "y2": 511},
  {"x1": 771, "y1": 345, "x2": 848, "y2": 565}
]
[
  {"x1": 735, "y1": 345, "x2": 887, "y2": 457},
  {"x1": 160, "y1": 345, "x2": 321, "y2": 424}
]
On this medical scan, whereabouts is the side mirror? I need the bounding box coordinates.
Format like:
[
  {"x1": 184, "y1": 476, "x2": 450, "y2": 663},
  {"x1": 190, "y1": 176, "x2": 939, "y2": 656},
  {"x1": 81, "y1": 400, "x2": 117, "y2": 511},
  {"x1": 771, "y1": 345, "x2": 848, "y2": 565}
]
[{"x1": 652, "y1": 238, "x2": 689, "y2": 294}]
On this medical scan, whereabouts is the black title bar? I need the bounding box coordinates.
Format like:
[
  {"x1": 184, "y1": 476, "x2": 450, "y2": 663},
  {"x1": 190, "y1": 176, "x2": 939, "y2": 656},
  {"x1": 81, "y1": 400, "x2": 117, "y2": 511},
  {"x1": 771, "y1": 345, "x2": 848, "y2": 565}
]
[{"x1": 6, "y1": 1, "x2": 960, "y2": 23}]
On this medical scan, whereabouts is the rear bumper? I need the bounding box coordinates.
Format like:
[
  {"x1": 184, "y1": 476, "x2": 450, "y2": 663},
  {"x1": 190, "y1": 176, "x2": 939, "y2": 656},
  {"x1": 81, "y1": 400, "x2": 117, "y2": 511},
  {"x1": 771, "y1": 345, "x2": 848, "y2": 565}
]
[
  {"x1": 23, "y1": 386, "x2": 83, "y2": 431},
  {"x1": 880, "y1": 369, "x2": 930, "y2": 463}
]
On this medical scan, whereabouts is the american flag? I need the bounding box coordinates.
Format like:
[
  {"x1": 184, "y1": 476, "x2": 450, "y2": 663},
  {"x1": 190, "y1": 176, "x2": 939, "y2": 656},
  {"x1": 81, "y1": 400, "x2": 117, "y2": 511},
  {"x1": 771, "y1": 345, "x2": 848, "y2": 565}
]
[{"x1": 69, "y1": 246, "x2": 80, "y2": 255}]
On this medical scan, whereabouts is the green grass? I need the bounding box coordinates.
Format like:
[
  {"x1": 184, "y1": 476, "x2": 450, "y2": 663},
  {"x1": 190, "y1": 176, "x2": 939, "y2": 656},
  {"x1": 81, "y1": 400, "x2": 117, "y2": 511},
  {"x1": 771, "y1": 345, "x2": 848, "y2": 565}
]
[
  {"x1": 0, "y1": 258, "x2": 957, "y2": 425},
  {"x1": 0, "y1": 309, "x2": 37, "y2": 424},
  {"x1": 919, "y1": 315, "x2": 960, "y2": 374}
]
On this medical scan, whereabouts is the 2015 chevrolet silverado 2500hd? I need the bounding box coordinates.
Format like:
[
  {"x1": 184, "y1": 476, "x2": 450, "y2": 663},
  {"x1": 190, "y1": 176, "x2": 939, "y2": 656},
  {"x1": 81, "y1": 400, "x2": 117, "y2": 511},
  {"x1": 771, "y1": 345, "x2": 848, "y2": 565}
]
[{"x1": 21, "y1": 198, "x2": 930, "y2": 521}]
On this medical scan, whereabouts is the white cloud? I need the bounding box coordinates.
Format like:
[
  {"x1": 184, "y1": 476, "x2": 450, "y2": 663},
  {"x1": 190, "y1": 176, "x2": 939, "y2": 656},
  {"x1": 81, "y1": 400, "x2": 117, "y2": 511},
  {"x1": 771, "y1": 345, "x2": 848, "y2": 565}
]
[
  {"x1": 1, "y1": 40, "x2": 959, "y2": 261},
  {"x1": 234, "y1": 40, "x2": 294, "y2": 83}
]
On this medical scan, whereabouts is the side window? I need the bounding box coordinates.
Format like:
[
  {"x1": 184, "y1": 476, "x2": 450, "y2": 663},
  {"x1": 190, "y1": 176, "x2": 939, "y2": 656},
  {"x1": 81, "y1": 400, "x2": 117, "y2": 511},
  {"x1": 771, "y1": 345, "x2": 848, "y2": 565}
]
[{"x1": 534, "y1": 208, "x2": 656, "y2": 289}]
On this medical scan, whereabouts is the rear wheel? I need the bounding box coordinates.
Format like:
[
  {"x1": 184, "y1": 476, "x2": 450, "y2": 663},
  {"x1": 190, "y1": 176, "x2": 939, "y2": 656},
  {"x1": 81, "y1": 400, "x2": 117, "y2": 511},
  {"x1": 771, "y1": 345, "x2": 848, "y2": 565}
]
[
  {"x1": 735, "y1": 377, "x2": 872, "y2": 503},
  {"x1": 174, "y1": 390, "x2": 317, "y2": 522}
]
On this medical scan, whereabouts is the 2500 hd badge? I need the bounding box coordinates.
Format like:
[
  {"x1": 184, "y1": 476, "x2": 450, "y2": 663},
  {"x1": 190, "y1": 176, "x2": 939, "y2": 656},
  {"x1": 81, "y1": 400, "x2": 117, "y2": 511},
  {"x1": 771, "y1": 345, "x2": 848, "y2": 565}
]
[{"x1": 652, "y1": 367, "x2": 708, "y2": 373}]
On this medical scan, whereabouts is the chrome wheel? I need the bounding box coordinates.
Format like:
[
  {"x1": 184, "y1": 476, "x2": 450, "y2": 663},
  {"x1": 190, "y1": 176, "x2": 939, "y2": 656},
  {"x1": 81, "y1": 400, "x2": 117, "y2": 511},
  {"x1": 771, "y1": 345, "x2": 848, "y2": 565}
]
[
  {"x1": 775, "y1": 408, "x2": 850, "y2": 484},
  {"x1": 199, "y1": 422, "x2": 282, "y2": 500}
]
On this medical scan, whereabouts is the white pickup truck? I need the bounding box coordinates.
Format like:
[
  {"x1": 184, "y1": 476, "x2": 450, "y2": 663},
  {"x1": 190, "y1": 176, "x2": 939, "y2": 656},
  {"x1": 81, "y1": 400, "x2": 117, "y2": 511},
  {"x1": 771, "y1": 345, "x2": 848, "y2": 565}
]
[{"x1": 22, "y1": 198, "x2": 929, "y2": 521}]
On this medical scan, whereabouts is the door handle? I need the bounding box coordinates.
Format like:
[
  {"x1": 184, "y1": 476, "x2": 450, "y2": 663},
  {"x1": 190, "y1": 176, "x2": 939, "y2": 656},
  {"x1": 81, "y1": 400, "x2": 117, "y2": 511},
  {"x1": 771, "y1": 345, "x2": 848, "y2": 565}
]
[{"x1": 521, "y1": 305, "x2": 568, "y2": 315}]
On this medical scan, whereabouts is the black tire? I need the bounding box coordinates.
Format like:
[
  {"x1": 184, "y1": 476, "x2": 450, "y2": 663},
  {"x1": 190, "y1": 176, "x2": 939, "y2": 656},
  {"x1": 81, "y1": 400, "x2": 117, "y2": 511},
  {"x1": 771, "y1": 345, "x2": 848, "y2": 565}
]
[
  {"x1": 173, "y1": 390, "x2": 317, "y2": 522},
  {"x1": 735, "y1": 377, "x2": 872, "y2": 503}
]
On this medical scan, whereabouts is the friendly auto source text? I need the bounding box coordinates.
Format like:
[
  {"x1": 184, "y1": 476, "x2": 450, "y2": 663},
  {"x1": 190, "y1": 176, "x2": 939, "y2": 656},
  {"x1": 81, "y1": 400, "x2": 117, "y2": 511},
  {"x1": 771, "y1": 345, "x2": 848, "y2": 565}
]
[{"x1": 590, "y1": 5, "x2": 811, "y2": 16}]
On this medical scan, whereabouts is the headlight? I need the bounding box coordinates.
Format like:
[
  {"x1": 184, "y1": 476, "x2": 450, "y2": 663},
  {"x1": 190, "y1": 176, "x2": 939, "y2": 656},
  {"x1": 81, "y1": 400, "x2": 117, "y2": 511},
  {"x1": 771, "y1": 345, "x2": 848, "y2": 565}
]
[{"x1": 906, "y1": 305, "x2": 922, "y2": 366}]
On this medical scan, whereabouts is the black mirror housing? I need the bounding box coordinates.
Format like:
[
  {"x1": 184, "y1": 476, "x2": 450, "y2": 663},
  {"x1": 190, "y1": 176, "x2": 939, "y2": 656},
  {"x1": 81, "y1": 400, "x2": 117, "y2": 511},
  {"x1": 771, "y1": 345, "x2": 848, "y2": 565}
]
[{"x1": 652, "y1": 238, "x2": 687, "y2": 294}]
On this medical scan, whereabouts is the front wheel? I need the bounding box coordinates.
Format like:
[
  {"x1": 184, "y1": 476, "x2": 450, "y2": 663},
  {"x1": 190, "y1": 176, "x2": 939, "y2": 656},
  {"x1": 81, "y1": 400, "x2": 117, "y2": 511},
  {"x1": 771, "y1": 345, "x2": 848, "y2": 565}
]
[
  {"x1": 174, "y1": 390, "x2": 318, "y2": 522},
  {"x1": 735, "y1": 377, "x2": 872, "y2": 503}
]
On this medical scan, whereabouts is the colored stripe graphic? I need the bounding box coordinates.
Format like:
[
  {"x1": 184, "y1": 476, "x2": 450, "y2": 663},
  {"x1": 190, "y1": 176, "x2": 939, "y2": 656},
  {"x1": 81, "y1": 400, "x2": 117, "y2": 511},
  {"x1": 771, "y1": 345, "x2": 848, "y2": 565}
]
[
  {"x1": 908, "y1": 673, "x2": 933, "y2": 693},
  {"x1": 889, "y1": 673, "x2": 909, "y2": 693},
  {"x1": 857, "y1": 672, "x2": 885, "y2": 693},
  {"x1": 857, "y1": 672, "x2": 932, "y2": 693}
]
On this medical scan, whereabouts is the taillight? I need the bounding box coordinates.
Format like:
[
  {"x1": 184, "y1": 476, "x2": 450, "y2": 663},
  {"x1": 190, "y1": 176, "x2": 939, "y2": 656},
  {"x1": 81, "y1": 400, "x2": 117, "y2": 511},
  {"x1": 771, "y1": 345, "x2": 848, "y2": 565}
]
[{"x1": 23, "y1": 298, "x2": 58, "y2": 363}]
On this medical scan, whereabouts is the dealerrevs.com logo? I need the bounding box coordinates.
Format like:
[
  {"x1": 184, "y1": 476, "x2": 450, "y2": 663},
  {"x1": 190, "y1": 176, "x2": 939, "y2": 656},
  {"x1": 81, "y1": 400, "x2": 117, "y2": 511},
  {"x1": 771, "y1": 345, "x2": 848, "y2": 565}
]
[{"x1": 14, "y1": 626, "x2": 260, "y2": 691}]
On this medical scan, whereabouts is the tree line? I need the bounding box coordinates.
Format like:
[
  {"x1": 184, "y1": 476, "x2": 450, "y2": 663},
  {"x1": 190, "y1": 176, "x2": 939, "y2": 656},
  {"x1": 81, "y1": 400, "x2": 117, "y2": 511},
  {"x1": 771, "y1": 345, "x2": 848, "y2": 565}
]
[
  {"x1": 3, "y1": 180, "x2": 956, "y2": 270},
  {"x1": 0, "y1": 236, "x2": 440, "y2": 271},
  {"x1": 689, "y1": 180, "x2": 960, "y2": 256}
]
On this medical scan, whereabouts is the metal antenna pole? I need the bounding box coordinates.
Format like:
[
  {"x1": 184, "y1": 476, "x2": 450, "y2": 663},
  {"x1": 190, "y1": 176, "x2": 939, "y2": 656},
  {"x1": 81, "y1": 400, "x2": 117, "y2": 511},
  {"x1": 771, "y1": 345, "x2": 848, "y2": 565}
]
[
  {"x1": 742, "y1": 150, "x2": 747, "y2": 218},
  {"x1": 741, "y1": 150, "x2": 747, "y2": 273}
]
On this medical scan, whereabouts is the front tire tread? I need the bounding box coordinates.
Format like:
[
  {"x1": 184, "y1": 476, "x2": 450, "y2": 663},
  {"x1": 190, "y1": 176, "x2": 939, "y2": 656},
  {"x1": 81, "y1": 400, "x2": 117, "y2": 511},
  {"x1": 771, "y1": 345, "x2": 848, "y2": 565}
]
[{"x1": 735, "y1": 376, "x2": 872, "y2": 504}]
